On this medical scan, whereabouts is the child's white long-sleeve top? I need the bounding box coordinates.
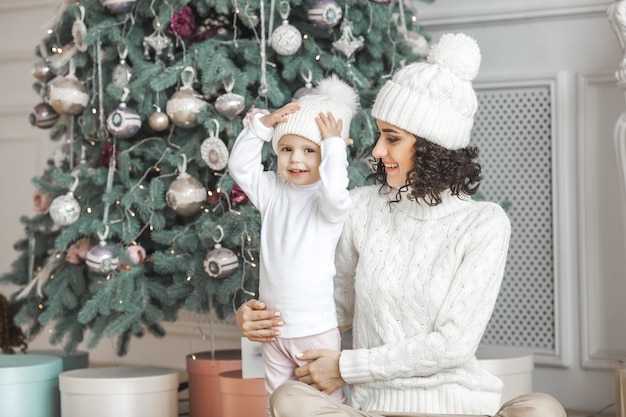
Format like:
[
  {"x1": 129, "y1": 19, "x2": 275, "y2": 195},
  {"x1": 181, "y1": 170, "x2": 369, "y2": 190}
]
[{"x1": 228, "y1": 113, "x2": 351, "y2": 338}]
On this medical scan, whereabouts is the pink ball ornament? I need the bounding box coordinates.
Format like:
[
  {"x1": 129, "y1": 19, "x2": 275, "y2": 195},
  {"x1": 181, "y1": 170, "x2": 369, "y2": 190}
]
[{"x1": 126, "y1": 245, "x2": 147, "y2": 265}]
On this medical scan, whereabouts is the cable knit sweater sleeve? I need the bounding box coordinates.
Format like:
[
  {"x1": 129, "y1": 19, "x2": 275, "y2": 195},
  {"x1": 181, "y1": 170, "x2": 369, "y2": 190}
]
[{"x1": 337, "y1": 187, "x2": 511, "y2": 386}]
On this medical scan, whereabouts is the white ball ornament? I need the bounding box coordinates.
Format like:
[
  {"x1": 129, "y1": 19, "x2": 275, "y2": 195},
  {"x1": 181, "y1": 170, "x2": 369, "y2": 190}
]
[
  {"x1": 200, "y1": 120, "x2": 229, "y2": 171},
  {"x1": 271, "y1": 1, "x2": 302, "y2": 56},
  {"x1": 49, "y1": 192, "x2": 81, "y2": 226},
  {"x1": 166, "y1": 67, "x2": 208, "y2": 128},
  {"x1": 166, "y1": 172, "x2": 207, "y2": 216},
  {"x1": 48, "y1": 76, "x2": 89, "y2": 116}
]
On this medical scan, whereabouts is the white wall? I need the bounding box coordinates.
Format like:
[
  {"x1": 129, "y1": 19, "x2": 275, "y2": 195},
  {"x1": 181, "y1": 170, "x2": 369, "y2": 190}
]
[
  {"x1": 417, "y1": 0, "x2": 625, "y2": 412},
  {"x1": 1, "y1": 0, "x2": 624, "y2": 413}
]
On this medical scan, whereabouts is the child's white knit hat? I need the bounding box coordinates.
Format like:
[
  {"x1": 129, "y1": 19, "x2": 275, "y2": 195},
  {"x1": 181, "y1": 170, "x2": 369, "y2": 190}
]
[
  {"x1": 272, "y1": 74, "x2": 359, "y2": 153},
  {"x1": 371, "y1": 33, "x2": 481, "y2": 150}
]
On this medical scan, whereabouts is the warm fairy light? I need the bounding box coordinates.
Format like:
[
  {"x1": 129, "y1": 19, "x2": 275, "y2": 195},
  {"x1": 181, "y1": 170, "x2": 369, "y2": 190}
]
[
  {"x1": 155, "y1": 166, "x2": 161, "y2": 173},
  {"x1": 235, "y1": 7, "x2": 240, "y2": 13},
  {"x1": 186, "y1": 276, "x2": 192, "y2": 282},
  {"x1": 47, "y1": 29, "x2": 53, "y2": 34},
  {"x1": 106, "y1": 275, "x2": 111, "y2": 280},
  {"x1": 412, "y1": 15, "x2": 417, "y2": 22},
  {"x1": 49, "y1": 275, "x2": 55, "y2": 280},
  {"x1": 315, "y1": 54, "x2": 321, "y2": 61},
  {"x1": 87, "y1": 207, "x2": 92, "y2": 213},
  {"x1": 170, "y1": 250, "x2": 175, "y2": 254},
  {"x1": 149, "y1": 224, "x2": 154, "y2": 231},
  {"x1": 119, "y1": 300, "x2": 123, "y2": 304},
  {"x1": 55, "y1": 253, "x2": 61, "y2": 259},
  {"x1": 38, "y1": 304, "x2": 44, "y2": 310},
  {"x1": 204, "y1": 208, "x2": 210, "y2": 213},
  {"x1": 130, "y1": 211, "x2": 136, "y2": 217},
  {"x1": 92, "y1": 108, "x2": 97, "y2": 114},
  {"x1": 139, "y1": 185, "x2": 144, "y2": 190},
  {"x1": 191, "y1": 354, "x2": 197, "y2": 360},
  {"x1": 303, "y1": 34, "x2": 309, "y2": 40}
]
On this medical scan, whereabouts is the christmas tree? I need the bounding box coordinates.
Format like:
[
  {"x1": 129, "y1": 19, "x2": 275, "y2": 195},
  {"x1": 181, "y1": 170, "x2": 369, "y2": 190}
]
[{"x1": 1, "y1": 0, "x2": 431, "y2": 355}]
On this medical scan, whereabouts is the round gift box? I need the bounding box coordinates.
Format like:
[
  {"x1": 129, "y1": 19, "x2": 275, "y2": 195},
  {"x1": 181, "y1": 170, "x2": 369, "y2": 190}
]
[
  {"x1": 186, "y1": 349, "x2": 242, "y2": 417},
  {"x1": 0, "y1": 354, "x2": 63, "y2": 417},
  {"x1": 218, "y1": 369, "x2": 267, "y2": 417},
  {"x1": 59, "y1": 366, "x2": 179, "y2": 417},
  {"x1": 476, "y1": 346, "x2": 534, "y2": 404}
]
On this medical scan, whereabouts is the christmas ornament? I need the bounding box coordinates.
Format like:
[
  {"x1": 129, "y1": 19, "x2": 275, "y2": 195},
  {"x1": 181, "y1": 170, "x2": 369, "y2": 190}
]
[
  {"x1": 307, "y1": 0, "x2": 342, "y2": 29},
  {"x1": 405, "y1": 31, "x2": 429, "y2": 56},
  {"x1": 86, "y1": 241, "x2": 119, "y2": 273},
  {"x1": 49, "y1": 193, "x2": 80, "y2": 226},
  {"x1": 292, "y1": 69, "x2": 314, "y2": 100},
  {"x1": 47, "y1": 75, "x2": 89, "y2": 116},
  {"x1": 203, "y1": 226, "x2": 238, "y2": 279},
  {"x1": 106, "y1": 88, "x2": 141, "y2": 139},
  {"x1": 271, "y1": 1, "x2": 302, "y2": 56},
  {"x1": 72, "y1": 6, "x2": 88, "y2": 52},
  {"x1": 166, "y1": 157, "x2": 206, "y2": 216},
  {"x1": 207, "y1": 188, "x2": 222, "y2": 205},
  {"x1": 100, "y1": 0, "x2": 135, "y2": 14},
  {"x1": 148, "y1": 106, "x2": 170, "y2": 131},
  {"x1": 215, "y1": 78, "x2": 245, "y2": 121},
  {"x1": 200, "y1": 120, "x2": 229, "y2": 171},
  {"x1": 31, "y1": 59, "x2": 53, "y2": 84},
  {"x1": 29, "y1": 102, "x2": 59, "y2": 129},
  {"x1": 143, "y1": 19, "x2": 174, "y2": 61},
  {"x1": 166, "y1": 67, "x2": 207, "y2": 128},
  {"x1": 230, "y1": 184, "x2": 249, "y2": 206},
  {"x1": 126, "y1": 244, "x2": 146, "y2": 265},
  {"x1": 332, "y1": 18, "x2": 364, "y2": 60},
  {"x1": 112, "y1": 46, "x2": 132, "y2": 87}
]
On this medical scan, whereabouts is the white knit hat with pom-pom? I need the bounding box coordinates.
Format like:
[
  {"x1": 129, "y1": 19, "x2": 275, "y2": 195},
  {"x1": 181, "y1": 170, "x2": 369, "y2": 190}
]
[
  {"x1": 272, "y1": 74, "x2": 359, "y2": 153},
  {"x1": 371, "y1": 33, "x2": 481, "y2": 149}
]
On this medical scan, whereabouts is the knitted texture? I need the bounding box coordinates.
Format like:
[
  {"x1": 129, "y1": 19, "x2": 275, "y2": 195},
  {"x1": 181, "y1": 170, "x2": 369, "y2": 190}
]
[
  {"x1": 371, "y1": 33, "x2": 481, "y2": 149},
  {"x1": 334, "y1": 186, "x2": 511, "y2": 414},
  {"x1": 272, "y1": 74, "x2": 359, "y2": 153}
]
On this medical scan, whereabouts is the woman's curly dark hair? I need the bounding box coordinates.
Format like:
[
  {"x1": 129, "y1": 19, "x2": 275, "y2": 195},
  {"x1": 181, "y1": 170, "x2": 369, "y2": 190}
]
[
  {"x1": 1, "y1": 294, "x2": 28, "y2": 354},
  {"x1": 368, "y1": 134, "x2": 482, "y2": 205}
]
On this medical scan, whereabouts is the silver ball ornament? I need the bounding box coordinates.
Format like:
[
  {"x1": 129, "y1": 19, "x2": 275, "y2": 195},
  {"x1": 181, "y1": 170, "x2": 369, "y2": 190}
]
[
  {"x1": 149, "y1": 111, "x2": 170, "y2": 132},
  {"x1": 106, "y1": 103, "x2": 141, "y2": 139},
  {"x1": 203, "y1": 244, "x2": 238, "y2": 279},
  {"x1": 166, "y1": 173, "x2": 207, "y2": 216},
  {"x1": 32, "y1": 60, "x2": 54, "y2": 84},
  {"x1": 86, "y1": 241, "x2": 120, "y2": 273},
  {"x1": 215, "y1": 92, "x2": 245, "y2": 121},
  {"x1": 100, "y1": 0, "x2": 135, "y2": 13},
  {"x1": 49, "y1": 193, "x2": 81, "y2": 226},
  {"x1": 48, "y1": 76, "x2": 89, "y2": 116},
  {"x1": 166, "y1": 88, "x2": 208, "y2": 128},
  {"x1": 307, "y1": 0, "x2": 343, "y2": 28},
  {"x1": 30, "y1": 102, "x2": 59, "y2": 129}
]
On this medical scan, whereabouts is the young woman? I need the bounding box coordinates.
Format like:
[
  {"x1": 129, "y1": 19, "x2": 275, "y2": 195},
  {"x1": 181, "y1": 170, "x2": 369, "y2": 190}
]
[{"x1": 236, "y1": 33, "x2": 566, "y2": 417}]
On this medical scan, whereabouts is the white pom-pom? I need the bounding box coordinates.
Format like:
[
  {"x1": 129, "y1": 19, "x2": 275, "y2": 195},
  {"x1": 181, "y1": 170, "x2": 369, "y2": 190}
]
[
  {"x1": 314, "y1": 74, "x2": 359, "y2": 115},
  {"x1": 427, "y1": 33, "x2": 481, "y2": 81}
]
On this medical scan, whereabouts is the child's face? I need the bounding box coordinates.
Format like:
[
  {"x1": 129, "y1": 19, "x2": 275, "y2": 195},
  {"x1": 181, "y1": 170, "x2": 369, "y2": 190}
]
[{"x1": 276, "y1": 134, "x2": 322, "y2": 186}]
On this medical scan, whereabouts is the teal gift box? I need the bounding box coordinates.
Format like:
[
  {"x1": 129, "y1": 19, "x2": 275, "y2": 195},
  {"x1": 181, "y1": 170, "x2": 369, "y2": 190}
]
[{"x1": 0, "y1": 354, "x2": 63, "y2": 417}]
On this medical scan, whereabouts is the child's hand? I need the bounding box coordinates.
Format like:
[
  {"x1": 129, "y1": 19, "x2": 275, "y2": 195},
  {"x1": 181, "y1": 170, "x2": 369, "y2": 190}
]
[
  {"x1": 260, "y1": 101, "x2": 301, "y2": 128},
  {"x1": 316, "y1": 112, "x2": 343, "y2": 141}
]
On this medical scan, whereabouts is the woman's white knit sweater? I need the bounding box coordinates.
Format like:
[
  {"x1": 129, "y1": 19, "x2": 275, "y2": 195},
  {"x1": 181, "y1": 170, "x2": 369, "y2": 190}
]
[{"x1": 335, "y1": 185, "x2": 511, "y2": 415}]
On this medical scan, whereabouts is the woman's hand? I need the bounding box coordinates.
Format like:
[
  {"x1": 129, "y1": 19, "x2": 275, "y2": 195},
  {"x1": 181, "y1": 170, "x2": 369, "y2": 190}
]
[
  {"x1": 236, "y1": 299, "x2": 284, "y2": 343},
  {"x1": 294, "y1": 349, "x2": 346, "y2": 395}
]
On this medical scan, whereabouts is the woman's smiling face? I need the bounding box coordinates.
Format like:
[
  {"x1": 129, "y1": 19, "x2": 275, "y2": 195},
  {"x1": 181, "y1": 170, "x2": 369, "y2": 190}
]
[{"x1": 372, "y1": 120, "x2": 417, "y2": 188}]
